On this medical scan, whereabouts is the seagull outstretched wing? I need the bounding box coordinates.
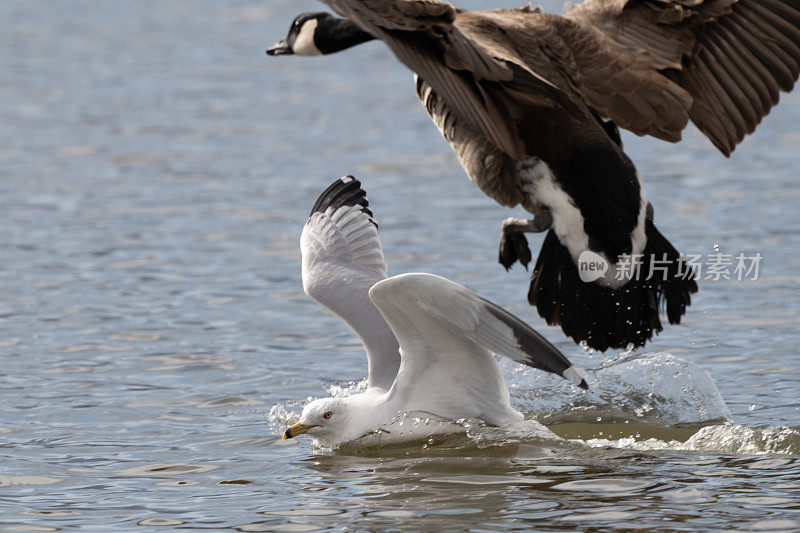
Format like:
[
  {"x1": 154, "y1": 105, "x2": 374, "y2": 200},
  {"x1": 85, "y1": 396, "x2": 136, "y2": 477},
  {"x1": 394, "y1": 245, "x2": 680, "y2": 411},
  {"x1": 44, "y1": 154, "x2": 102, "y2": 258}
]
[
  {"x1": 301, "y1": 177, "x2": 400, "y2": 390},
  {"x1": 369, "y1": 273, "x2": 587, "y2": 425}
]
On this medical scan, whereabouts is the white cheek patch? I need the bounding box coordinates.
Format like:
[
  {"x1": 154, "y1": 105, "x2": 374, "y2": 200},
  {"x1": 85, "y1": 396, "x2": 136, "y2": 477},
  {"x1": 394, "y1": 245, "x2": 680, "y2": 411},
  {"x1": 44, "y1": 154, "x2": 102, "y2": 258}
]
[{"x1": 293, "y1": 19, "x2": 322, "y2": 56}]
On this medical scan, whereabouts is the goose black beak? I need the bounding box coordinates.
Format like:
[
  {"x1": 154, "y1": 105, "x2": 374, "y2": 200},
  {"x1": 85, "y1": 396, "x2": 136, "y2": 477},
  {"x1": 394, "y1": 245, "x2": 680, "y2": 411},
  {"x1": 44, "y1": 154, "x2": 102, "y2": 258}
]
[{"x1": 267, "y1": 40, "x2": 293, "y2": 56}]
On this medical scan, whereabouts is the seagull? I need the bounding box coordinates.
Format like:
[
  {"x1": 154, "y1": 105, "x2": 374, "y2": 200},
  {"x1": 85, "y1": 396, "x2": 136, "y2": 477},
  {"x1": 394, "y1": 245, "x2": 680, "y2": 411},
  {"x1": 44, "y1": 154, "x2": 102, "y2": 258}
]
[
  {"x1": 267, "y1": 0, "x2": 800, "y2": 351},
  {"x1": 282, "y1": 176, "x2": 587, "y2": 448}
]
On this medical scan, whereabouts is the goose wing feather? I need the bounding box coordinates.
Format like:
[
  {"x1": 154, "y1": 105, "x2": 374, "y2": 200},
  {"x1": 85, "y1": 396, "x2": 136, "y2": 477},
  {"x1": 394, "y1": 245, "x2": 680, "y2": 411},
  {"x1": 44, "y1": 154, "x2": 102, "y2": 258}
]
[
  {"x1": 321, "y1": 0, "x2": 557, "y2": 161},
  {"x1": 566, "y1": 0, "x2": 800, "y2": 155}
]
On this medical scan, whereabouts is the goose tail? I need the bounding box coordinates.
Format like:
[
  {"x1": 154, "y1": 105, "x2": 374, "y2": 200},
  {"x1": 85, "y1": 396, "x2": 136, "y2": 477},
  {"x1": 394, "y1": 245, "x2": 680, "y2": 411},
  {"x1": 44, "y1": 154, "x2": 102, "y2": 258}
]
[{"x1": 528, "y1": 222, "x2": 698, "y2": 351}]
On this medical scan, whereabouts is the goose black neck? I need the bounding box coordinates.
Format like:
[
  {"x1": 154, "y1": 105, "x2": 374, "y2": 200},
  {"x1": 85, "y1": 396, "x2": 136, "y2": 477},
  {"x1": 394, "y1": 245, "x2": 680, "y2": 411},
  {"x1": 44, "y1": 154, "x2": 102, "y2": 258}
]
[{"x1": 316, "y1": 17, "x2": 376, "y2": 54}]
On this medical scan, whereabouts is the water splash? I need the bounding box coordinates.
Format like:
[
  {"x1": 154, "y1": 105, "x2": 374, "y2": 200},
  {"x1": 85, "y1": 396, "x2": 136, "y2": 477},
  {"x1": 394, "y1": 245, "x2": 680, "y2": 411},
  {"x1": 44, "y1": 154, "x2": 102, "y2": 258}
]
[
  {"x1": 263, "y1": 353, "x2": 799, "y2": 458},
  {"x1": 326, "y1": 379, "x2": 368, "y2": 398},
  {"x1": 266, "y1": 380, "x2": 369, "y2": 431},
  {"x1": 506, "y1": 351, "x2": 731, "y2": 425},
  {"x1": 584, "y1": 424, "x2": 800, "y2": 456}
]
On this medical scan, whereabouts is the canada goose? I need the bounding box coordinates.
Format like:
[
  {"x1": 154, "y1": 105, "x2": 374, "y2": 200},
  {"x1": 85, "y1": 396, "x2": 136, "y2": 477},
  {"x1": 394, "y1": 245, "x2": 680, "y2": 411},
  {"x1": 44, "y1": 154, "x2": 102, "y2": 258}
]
[
  {"x1": 283, "y1": 176, "x2": 586, "y2": 448},
  {"x1": 267, "y1": 0, "x2": 800, "y2": 351}
]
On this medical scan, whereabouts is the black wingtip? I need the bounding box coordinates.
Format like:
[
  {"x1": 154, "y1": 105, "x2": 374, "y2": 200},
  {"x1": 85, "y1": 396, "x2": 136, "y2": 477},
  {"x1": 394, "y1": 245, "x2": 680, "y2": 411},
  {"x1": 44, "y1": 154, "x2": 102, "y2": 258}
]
[
  {"x1": 484, "y1": 302, "x2": 577, "y2": 381},
  {"x1": 309, "y1": 176, "x2": 375, "y2": 226},
  {"x1": 578, "y1": 379, "x2": 589, "y2": 390}
]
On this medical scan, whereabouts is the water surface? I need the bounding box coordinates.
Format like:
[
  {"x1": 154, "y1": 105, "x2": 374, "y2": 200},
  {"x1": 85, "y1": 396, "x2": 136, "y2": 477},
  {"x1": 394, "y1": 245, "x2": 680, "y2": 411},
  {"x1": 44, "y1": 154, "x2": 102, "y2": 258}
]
[{"x1": 1, "y1": 0, "x2": 799, "y2": 531}]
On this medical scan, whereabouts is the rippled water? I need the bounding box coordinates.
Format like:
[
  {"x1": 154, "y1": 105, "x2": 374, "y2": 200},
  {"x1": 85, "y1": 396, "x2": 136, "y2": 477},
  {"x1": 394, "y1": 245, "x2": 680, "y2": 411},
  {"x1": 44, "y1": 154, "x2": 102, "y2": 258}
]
[{"x1": 1, "y1": 0, "x2": 799, "y2": 531}]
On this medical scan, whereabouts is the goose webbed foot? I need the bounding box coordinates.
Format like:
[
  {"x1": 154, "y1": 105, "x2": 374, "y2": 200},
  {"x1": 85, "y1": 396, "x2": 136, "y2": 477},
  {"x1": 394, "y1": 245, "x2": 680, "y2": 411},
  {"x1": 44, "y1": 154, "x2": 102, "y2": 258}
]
[
  {"x1": 498, "y1": 211, "x2": 552, "y2": 271},
  {"x1": 499, "y1": 226, "x2": 530, "y2": 271}
]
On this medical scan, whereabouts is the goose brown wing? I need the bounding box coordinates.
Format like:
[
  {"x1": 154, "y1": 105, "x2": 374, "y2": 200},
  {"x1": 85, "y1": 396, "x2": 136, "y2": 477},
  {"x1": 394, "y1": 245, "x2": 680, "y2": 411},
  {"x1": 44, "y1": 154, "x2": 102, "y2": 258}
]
[
  {"x1": 566, "y1": 0, "x2": 800, "y2": 155},
  {"x1": 323, "y1": 0, "x2": 456, "y2": 31},
  {"x1": 321, "y1": 0, "x2": 546, "y2": 160},
  {"x1": 457, "y1": 7, "x2": 692, "y2": 144},
  {"x1": 414, "y1": 76, "x2": 525, "y2": 209}
]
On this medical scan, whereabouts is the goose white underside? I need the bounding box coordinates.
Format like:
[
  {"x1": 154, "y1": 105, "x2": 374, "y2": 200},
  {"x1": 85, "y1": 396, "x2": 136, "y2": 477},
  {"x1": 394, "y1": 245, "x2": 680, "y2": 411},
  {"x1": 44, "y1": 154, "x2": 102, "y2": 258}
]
[{"x1": 518, "y1": 158, "x2": 647, "y2": 288}]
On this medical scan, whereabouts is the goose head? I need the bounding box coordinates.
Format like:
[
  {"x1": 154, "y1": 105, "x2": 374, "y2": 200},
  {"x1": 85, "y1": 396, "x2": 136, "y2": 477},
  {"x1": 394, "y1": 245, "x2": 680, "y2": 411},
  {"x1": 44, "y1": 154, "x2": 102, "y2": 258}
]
[{"x1": 267, "y1": 12, "x2": 375, "y2": 57}]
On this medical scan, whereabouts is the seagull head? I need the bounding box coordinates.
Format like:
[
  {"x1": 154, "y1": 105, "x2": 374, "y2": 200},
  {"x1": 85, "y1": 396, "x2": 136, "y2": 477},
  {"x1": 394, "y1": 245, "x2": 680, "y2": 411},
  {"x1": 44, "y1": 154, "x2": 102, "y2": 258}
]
[
  {"x1": 266, "y1": 12, "x2": 332, "y2": 57},
  {"x1": 282, "y1": 397, "x2": 351, "y2": 446}
]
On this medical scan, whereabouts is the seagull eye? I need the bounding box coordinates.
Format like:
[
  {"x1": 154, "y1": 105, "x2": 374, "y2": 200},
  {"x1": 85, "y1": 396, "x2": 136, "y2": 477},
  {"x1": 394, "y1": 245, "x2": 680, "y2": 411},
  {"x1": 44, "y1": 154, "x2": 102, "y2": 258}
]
[{"x1": 323, "y1": 411, "x2": 333, "y2": 420}]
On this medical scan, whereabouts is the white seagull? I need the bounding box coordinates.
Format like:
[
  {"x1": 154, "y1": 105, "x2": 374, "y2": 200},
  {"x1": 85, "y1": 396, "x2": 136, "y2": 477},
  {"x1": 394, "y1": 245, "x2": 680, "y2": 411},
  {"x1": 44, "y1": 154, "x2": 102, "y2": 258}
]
[{"x1": 282, "y1": 176, "x2": 587, "y2": 448}]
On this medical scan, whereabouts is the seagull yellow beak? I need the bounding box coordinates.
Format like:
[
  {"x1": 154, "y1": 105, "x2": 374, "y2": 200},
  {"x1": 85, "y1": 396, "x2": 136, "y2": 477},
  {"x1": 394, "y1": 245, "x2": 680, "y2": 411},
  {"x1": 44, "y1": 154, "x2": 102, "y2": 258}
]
[{"x1": 282, "y1": 423, "x2": 319, "y2": 440}]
